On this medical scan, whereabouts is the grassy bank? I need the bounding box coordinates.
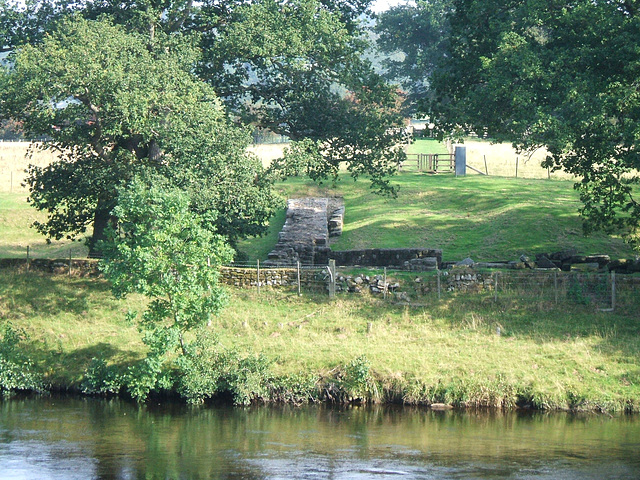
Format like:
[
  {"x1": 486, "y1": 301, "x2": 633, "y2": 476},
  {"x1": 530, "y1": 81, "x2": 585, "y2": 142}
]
[
  {"x1": 1, "y1": 271, "x2": 639, "y2": 412},
  {"x1": 6, "y1": 173, "x2": 632, "y2": 262},
  {"x1": 237, "y1": 173, "x2": 635, "y2": 262}
]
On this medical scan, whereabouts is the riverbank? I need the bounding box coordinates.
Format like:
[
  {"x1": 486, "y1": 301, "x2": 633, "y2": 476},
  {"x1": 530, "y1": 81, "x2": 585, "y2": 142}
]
[{"x1": 1, "y1": 271, "x2": 639, "y2": 413}]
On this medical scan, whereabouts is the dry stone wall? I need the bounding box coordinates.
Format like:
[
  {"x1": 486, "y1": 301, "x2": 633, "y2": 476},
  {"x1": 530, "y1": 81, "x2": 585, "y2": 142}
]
[
  {"x1": 219, "y1": 266, "x2": 324, "y2": 289},
  {"x1": 265, "y1": 197, "x2": 344, "y2": 266},
  {"x1": 330, "y1": 248, "x2": 442, "y2": 270}
]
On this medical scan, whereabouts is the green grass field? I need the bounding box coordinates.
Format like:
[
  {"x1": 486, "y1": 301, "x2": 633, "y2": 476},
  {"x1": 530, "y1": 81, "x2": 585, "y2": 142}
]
[
  {"x1": 236, "y1": 172, "x2": 634, "y2": 262},
  {"x1": 1, "y1": 271, "x2": 638, "y2": 411}
]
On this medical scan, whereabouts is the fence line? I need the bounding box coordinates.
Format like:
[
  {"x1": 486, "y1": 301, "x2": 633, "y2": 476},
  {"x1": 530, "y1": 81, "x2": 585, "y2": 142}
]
[
  {"x1": 221, "y1": 262, "x2": 639, "y2": 311},
  {"x1": 2, "y1": 253, "x2": 638, "y2": 311}
]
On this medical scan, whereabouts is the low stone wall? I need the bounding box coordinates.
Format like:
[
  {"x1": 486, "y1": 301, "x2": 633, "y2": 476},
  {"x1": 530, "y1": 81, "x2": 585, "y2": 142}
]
[
  {"x1": 330, "y1": 248, "x2": 442, "y2": 270},
  {"x1": 0, "y1": 258, "x2": 99, "y2": 276},
  {"x1": 219, "y1": 266, "x2": 324, "y2": 289}
]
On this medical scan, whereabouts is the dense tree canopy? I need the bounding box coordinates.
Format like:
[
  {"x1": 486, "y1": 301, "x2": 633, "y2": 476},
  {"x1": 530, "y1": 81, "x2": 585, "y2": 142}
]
[
  {"x1": 431, "y1": 0, "x2": 640, "y2": 247},
  {"x1": 377, "y1": 0, "x2": 640, "y2": 247},
  {"x1": 1, "y1": 0, "x2": 406, "y2": 197},
  {"x1": 374, "y1": 0, "x2": 451, "y2": 112},
  {"x1": 0, "y1": 16, "x2": 279, "y2": 253}
]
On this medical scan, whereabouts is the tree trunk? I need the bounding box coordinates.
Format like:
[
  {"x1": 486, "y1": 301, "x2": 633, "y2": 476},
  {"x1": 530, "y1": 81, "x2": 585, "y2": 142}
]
[{"x1": 88, "y1": 198, "x2": 114, "y2": 258}]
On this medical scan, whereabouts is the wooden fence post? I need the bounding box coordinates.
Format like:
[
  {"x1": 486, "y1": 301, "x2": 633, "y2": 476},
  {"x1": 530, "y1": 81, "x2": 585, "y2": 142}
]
[
  {"x1": 297, "y1": 261, "x2": 301, "y2": 296},
  {"x1": 437, "y1": 268, "x2": 441, "y2": 300},
  {"x1": 611, "y1": 271, "x2": 616, "y2": 312},
  {"x1": 383, "y1": 267, "x2": 387, "y2": 300},
  {"x1": 328, "y1": 259, "x2": 336, "y2": 299},
  {"x1": 257, "y1": 259, "x2": 261, "y2": 295}
]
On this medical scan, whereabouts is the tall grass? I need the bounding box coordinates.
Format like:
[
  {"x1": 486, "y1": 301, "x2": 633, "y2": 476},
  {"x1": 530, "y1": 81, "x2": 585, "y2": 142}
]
[{"x1": 1, "y1": 271, "x2": 638, "y2": 411}]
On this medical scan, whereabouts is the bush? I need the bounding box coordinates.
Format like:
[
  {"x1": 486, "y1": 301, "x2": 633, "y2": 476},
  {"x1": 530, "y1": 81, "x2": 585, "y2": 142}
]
[
  {"x1": 268, "y1": 373, "x2": 320, "y2": 404},
  {"x1": 0, "y1": 323, "x2": 43, "y2": 394},
  {"x1": 176, "y1": 330, "x2": 272, "y2": 405},
  {"x1": 81, "y1": 357, "x2": 123, "y2": 395},
  {"x1": 324, "y1": 355, "x2": 380, "y2": 403}
]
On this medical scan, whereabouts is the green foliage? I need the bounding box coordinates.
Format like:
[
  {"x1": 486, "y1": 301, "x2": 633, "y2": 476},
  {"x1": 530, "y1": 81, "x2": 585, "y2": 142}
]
[
  {"x1": 0, "y1": 322, "x2": 43, "y2": 394},
  {"x1": 81, "y1": 357, "x2": 123, "y2": 395},
  {"x1": 1, "y1": 0, "x2": 405, "y2": 197},
  {"x1": 100, "y1": 177, "x2": 233, "y2": 332},
  {"x1": 176, "y1": 330, "x2": 272, "y2": 405},
  {"x1": 428, "y1": 0, "x2": 640, "y2": 249},
  {"x1": 208, "y1": 0, "x2": 406, "y2": 195},
  {"x1": 374, "y1": 0, "x2": 452, "y2": 112},
  {"x1": 0, "y1": 16, "x2": 280, "y2": 253},
  {"x1": 326, "y1": 355, "x2": 379, "y2": 402},
  {"x1": 267, "y1": 373, "x2": 321, "y2": 404},
  {"x1": 98, "y1": 178, "x2": 234, "y2": 401}
]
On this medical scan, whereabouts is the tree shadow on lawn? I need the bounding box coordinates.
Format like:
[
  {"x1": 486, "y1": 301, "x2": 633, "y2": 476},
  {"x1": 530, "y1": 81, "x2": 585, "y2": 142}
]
[
  {"x1": 30, "y1": 341, "x2": 142, "y2": 386},
  {"x1": 0, "y1": 270, "x2": 113, "y2": 317}
]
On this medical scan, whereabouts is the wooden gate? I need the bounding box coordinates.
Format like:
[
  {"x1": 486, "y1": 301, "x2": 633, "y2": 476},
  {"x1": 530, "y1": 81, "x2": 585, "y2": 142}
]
[{"x1": 403, "y1": 153, "x2": 455, "y2": 173}]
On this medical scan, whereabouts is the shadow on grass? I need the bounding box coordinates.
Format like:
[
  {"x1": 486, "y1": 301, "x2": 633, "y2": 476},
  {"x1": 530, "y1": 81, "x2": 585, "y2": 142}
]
[
  {"x1": 0, "y1": 270, "x2": 112, "y2": 317},
  {"x1": 30, "y1": 341, "x2": 142, "y2": 386}
]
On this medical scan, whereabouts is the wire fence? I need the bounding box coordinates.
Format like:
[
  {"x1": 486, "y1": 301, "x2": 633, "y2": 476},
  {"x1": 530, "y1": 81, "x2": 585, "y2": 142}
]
[
  {"x1": 221, "y1": 261, "x2": 640, "y2": 312},
  {"x1": 1, "y1": 252, "x2": 638, "y2": 312}
]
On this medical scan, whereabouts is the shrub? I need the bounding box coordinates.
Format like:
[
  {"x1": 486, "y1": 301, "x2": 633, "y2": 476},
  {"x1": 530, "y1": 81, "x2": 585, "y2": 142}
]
[
  {"x1": 176, "y1": 330, "x2": 272, "y2": 405},
  {"x1": 81, "y1": 357, "x2": 123, "y2": 395},
  {"x1": 0, "y1": 323, "x2": 43, "y2": 394}
]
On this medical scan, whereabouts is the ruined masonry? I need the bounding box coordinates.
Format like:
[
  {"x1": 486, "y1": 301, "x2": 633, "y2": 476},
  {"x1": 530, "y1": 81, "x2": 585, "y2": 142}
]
[{"x1": 265, "y1": 197, "x2": 344, "y2": 266}]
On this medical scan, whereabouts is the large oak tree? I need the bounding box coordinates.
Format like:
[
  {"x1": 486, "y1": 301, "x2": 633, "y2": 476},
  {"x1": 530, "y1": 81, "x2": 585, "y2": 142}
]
[
  {"x1": 0, "y1": 16, "x2": 280, "y2": 253},
  {"x1": 2, "y1": 0, "x2": 406, "y2": 201}
]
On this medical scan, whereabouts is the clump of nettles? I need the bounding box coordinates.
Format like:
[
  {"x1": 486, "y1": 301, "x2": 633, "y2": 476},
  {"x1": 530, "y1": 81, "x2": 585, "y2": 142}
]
[{"x1": 0, "y1": 323, "x2": 43, "y2": 395}]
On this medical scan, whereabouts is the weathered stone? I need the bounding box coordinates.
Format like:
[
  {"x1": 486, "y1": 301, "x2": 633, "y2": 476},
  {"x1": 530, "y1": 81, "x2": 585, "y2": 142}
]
[
  {"x1": 475, "y1": 262, "x2": 509, "y2": 269},
  {"x1": 571, "y1": 262, "x2": 600, "y2": 272},
  {"x1": 330, "y1": 248, "x2": 442, "y2": 268},
  {"x1": 608, "y1": 259, "x2": 630, "y2": 272},
  {"x1": 456, "y1": 257, "x2": 474, "y2": 267},
  {"x1": 536, "y1": 255, "x2": 557, "y2": 269},
  {"x1": 629, "y1": 260, "x2": 640, "y2": 272},
  {"x1": 584, "y1": 254, "x2": 610, "y2": 268},
  {"x1": 265, "y1": 197, "x2": 343, "y2": 266},
  {"x1": 548, "y1": 249, "x2": 577, "y2": 262}
]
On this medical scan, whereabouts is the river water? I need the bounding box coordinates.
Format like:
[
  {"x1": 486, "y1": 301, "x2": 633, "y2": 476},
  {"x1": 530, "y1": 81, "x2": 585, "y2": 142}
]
[{"x1": 0, "y1": 396, "x2": 639, "y2": 479}]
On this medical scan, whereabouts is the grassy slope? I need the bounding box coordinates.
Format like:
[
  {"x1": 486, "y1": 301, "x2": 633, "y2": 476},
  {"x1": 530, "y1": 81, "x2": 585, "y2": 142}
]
[
  {"x1": 237, "y1": 173, "x2": 634, "y2": 262},
  {"x1": 0, "y1": 193, "x2": 90, "y2": 258},
  {"x1": 1, "y1": 141, "x2": 638, "y2": 410},
  {"x1": 1, "y1": 271, "x2": 638, "y2": 411}
]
